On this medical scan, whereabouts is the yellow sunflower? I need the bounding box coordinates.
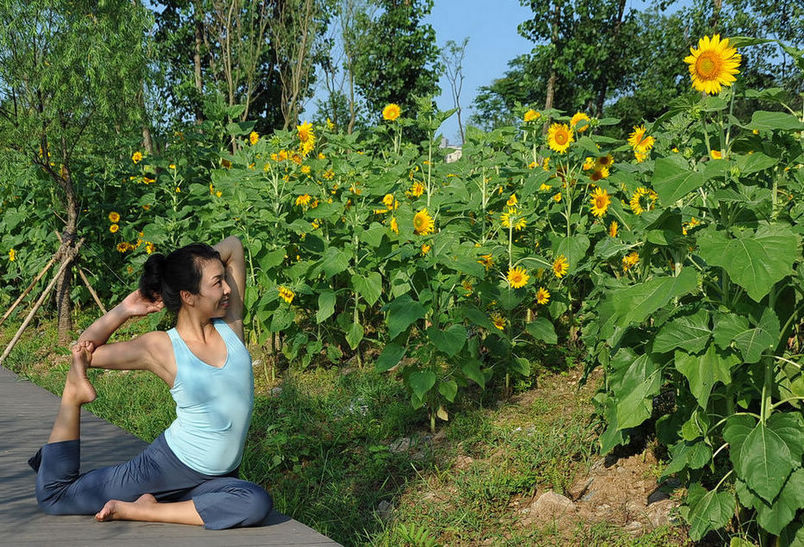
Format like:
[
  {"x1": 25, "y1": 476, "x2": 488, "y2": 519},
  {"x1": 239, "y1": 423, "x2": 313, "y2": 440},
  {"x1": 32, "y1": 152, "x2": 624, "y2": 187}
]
[
  {"x1": 710, "y1": 149, "x2": 723, "y2": 160},
  {"x1": 407, "y1": 181, "x2": 425, "y2": 198},
  {"x1": 249, "y1": 131, "x2": 259, "y2": 145},
  {"x1": 622, "y1": 252, "x2": 640, "y2": 272},
  {"x1": 553, "y1": 255, "x2": 569, "y2": 278},
  {"x1": 547, "y1": 123, "x2": 574, "y2": 154},
  {"x1": 553, "y1": 192, "x2": 562, "y2": 203},
  {"x1": 390, "y1": 217, "x2": 399, "y2": 234},
  {"x1": 297, "y1": 121, "x2": 314, "y2": 143},
  {"x1": 421, "y1": 244, "x2": 431, "y2": 255},
  {"x1": 413, "y1": 208, "x2": 435, "y2": 235},
  {"x1": 116, "y1": 242, "x2": 130, "y2": 253},
  {"x1": 108, "y1": 211, "x2": 120, "y2": 223},
  {"x1": 684, "y1": 35, "x2": 741, "y2": 95},
  {"x1": 629, "y1": 187, "x2": 658, "y2": 215},
  {"x1": 590, "y1": 167, "x2": 609, "y2": 182},
  {"x1": 628, "y1": 125, "x2": 655, "y2": 152},
  {"x1": 382, "y1": 103, "x2": 401, "y2": 121},
  {"x1": 596, "y1": 154, "x2": 614, "y2": 169},
  {"x1": 570, "y1": 112, "x2": 591, "y2": 132},
  {"x1": 500, "y1": 207, "x2": 526, "y2": 231},
  {"x1": 131, "y1": 151, "x2": 143, "y2": 164},
  {"x1": 507, "y1": 266, "x2": 530, "y2": 289},
  {"x1": 278, "y1": 286, "x2": 295, "y2": 304},
  {"x1": 609, "y1": 220, "x2": 618, "y2": 238},
  {"x1": 490, "y1": 311, "x2": 506, "y2": 330},
  {"x1": 478, "y1": 253, "x2": 494, "y2": 270},
  {"x1": 590, "y1": 188, "x2": 611, "y2": 217},
  {"x1": 523, "y1": 109, "x2": 541, "y2": 123},
  {"x1": 8, "y1": 248, "x2": 16, "y2": 262},
  {"x1": 109, "y1": 224, "x2": 119, "y2": 233},
  {"x1": 295, "y1": 194, "x2": 312, "y2": 207},
  {"x1": 507, "y1": 193, "x2": 518, "y2": 207},
  {"x1": 536, "y1": 287, "x2": 550, "y2": 305},
  {"x1": 145, "y1": 242, "x2": 155, "y2": 254},
  {"x1": 383, "y1": 194, "x2": 395, "y2": 208}
]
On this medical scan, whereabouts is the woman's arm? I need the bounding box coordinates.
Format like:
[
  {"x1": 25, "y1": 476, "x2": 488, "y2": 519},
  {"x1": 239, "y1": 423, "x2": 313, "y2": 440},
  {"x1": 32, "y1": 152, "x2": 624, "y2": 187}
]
[{"x1": 214, "y1": 236, "x2": 246, "y2": 341}]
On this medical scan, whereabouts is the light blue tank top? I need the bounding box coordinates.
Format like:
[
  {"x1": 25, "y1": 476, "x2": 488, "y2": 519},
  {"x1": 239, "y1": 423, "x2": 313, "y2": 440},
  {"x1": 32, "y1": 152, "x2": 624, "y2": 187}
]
[{"x1": 163, "y1": 319, "x2": 254, "y2": 475}]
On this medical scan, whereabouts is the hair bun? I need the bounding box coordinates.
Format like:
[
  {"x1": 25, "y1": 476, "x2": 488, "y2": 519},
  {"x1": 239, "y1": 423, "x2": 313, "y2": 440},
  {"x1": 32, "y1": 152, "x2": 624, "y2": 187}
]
[{"x1": 139, "y1": 253, "x2": 166, "y2": 302}]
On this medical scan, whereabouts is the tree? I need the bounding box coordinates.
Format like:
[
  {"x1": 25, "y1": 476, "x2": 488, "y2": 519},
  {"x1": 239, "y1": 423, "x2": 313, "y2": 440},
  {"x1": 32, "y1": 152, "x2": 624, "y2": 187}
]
[
  {"x1": 0, "y1": 0, "x2": 150, "y2": 341},
  {"x1": 440, "y1": 37, "x2": 469, "y2": 144},
  {"x1": 352, "y1": 0, "x2": 441, "y2": 120}
]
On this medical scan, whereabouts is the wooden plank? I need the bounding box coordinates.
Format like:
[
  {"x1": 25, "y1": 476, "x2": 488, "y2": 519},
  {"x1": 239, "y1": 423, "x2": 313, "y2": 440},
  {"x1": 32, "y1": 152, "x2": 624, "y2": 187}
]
[{"x1": 0, "y1": 366, "x2": 339, "y2": 546}]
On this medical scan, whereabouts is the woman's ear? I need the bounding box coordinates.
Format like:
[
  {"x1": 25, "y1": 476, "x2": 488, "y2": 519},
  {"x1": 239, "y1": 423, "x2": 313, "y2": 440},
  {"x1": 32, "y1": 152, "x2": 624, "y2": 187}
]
[{"x1": 180, "y1": 289, "x2": 195, "y2": 308}]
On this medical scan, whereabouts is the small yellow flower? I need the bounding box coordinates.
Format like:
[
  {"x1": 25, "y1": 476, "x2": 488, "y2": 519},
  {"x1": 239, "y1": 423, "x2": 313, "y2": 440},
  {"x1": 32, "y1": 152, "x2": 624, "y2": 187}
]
[
  {"x1": 629, "y1": 187, "x2": 657, "y2": 215},
  {"x1": 143, "y1": 176, "x2": 155, "y2": 184},
  {"x1": 490, "y1": 311, "x2": 506, "y2": 330},
  {"x1": 506, "y1": 193, "x2": 518, "y2": 207},
  {"x1": 539, "y1": 183, "x2": 552, "y2": 191},
  {"x1": 523, "y1": 109, "x2": 541, "y2": 123},
  {"x1": 383, "y1": 194, "x2": 395, "y2": 208},
  {"x1": 478, "y1": 253, "x2": 494, "y2": 271},
  {"x1": 209, "y1": 183, "x2": 215, "y2": 195},
  {"x1": 590, "y1": 167, "x2": 609, "y2": 182},
  {"x1": 132, "y1": 151, "x2": 143, "y2": 163},
  {"x1": 590, "y1": 188, "x2": 611, "y2": 217},
  {"x1": 116, "y1": 242, "x2": 130, "y2": 253},
  {"x1": 570, "y1": 112, "x2": 590, "y2": 132},
  {"x1": 301, "y1": 165, "x2": 311, "y2": 174},
  {"x1": 382, "y1": 103, "x2": 401, "y2": 121},
  {"x1": 322, "y1": 169, "x2": 335, "y2": 180},
  {"x1": 109, "y1": 224, "x2": 119, "y2": 233},
  {"x1": 582, "y1": 157, "x2": 595, "y2": 171},
  {"x1": 542, "y1": 157, "x2": 551, "y2": 171},
  {"x1": 421, "y1": 244, "x2": 431, "y2": 255},
  {"x1": 8, "y1": 248, "x2": 16, "y2": 262},
  {"x1": 609, "y1": 220, "x2": 618, "y2": 238},
  {"x1": 596, "y1": 154, "x2": 614, "y2": 169},
  {"x1": 249, "y1": 131, "x2": 259, "y2": 145},
  {"x1": 175, "y1": 186, "x2": 181, "y2": 193},
  {"x1": 528, "y1": 161, "x2": 537, "y2": 169},
  {"x1": 390, "y1": 217, "x2": 399, "y2": 234},
  {"x1": 326, "y1": 118, "x2": 335, "y2": 130},
  {"x1": 710, "y1": 149, "x2": 723, "y2": 160},
  {"x1": 622, "y1": 251, "x2": 640, "y2": 272},
  {"x1": 413, "y1": 208, "x2": 435, "y2": 235},
  {"x1": 552, "y1": 255, "x2": 569, "y2": 278},
  {"x1": 407, "y1": 181, "x2": 425, "y2": 198},
  {"x1": 628, "y1": 125, "x2": 655, "y2": 153},
  {"x1": 108, "y1": 211, "x2": 120, "y2": 223},
  {"x1": 145, "y1": 242, "x2": 155, "y2": 254},
  {"x1": 547, "y1": 123, "x2": 574, "y2": 154},
  {"x1": 216, "y1": 191, "x2": 222, "y2": 198},
  {"x1": 553, "y1": 192, "x2": 562, "y2": 203},
  {"x1": 297, "y1": 121, "x2": 314, "y2": 143},
  {"x1": 295, "y1": 194, "x2": 312, "y2": 207},
  {"x1": 169, "y1": 163, "x2": 176, "y2": 169},
  {"x1": 536, "y1": 287, "x2": 550, "y2": 305},
  {"x1": 507, "y1": 266, "x2": 530, "y2": 289},
  {"x1": 278, "y1": 286, "x2": 295, "y2": 304}
]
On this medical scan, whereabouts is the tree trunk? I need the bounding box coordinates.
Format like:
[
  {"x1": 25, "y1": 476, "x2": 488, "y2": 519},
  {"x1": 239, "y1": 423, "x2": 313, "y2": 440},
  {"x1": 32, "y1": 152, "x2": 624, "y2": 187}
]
[
  {"x1": 193, "y1": 0, "x2": 205, "y2": 123},
  {"x1": 543, "y1": 1, "x2": 560, "y2": 134},
  {"x1": 55, "y1": 162, "x2": 79, "y2": 344},
  {"x1": 594, "y1": 0, "x2": 627, "y2": 117},
  {"x1": 710, "y1": 0, "x2": 722, "y2": 32}
]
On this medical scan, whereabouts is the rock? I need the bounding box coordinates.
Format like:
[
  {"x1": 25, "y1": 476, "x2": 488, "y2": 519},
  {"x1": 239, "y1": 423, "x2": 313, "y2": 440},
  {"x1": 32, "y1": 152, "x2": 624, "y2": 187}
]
[
  {"x1": 270, "y1": 386, "x2": 282, "y2": 396},
  {"x1": 647, "y1": 488, "x2": 670, "y2": 505},
  {"x1": 376, "y1": 500, "x2": 393, "y2": 522},
  {"x1": 581, "y1": 490, "x2": 596, "y2": 502},
  {"x1": 624, "y1": 521, "x2": 643, "y2": 535},
  {"x1": 590, "y1": 458, "x2": 606, "y2": 472},
  {"x1": 568, "y1": 477, "x2": 594, "y2": 500},
  {"x1": 645, "y1": 499, "x2": 679, "y2": 528},
  {"x1": 389, "y1": 437, "x2": 411, "y2": 453},
  {"x1": 528, "y1": 491, "x2": 576, "y2": 521}
]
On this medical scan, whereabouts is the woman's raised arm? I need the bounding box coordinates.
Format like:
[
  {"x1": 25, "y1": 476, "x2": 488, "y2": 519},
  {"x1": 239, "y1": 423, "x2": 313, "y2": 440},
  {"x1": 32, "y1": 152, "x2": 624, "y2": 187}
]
[{"x1": 214, "y1": 236, "x2": 246, "y2": 341}]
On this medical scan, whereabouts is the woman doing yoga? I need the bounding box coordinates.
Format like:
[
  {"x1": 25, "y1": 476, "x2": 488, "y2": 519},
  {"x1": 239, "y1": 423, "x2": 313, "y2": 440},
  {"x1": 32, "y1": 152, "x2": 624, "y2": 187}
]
[{"x1": 29, "y1": 236, "x2": 272, "y2": 529}]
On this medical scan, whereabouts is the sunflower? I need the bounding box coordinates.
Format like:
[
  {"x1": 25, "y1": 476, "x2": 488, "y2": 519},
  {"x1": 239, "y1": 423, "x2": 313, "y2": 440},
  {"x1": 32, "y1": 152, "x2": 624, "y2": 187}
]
[
  {"x1": 609, "y1": 220, "x2": 618, "y2": 238},
  {"x1": 383, "y1": 194, "x2": 395, "y2": 208},
  {"x1": 116, "y1": 242, "x2": 130, "y2": 253},
  {"x1": 553, "y1": 192, "x2": 562, "y2": 203},
  {"x1": 684, "y1": 35, "x2": 741, "y2": 95},
  {"x1": 570, "y1": 112, "x2": 590, "y2": 132},
  {"x1": 501, "y1": 207, "x2": 526, "y2": 231},
  {"x1": 622, "y1": 252, "x2": 640, "y2": 272},
  {"x1": 507, "y1": 266, "x2": 530, "y2": 289},
  {"x1": 278, "y1": 286, "x2": 295, "y2": 304},
  {"x1": 523, "y1": 109, "x2": 540, "y2": 123},
  {"x1": 295, "y1": 194, "x2": 312, "y2": 207},
  {"x1": 628, "y1": 125, "x2": 655, "y2": 153},
  {"x1": 297, "y1": 121, "x2": 314, "y2": 143},
  {"x1": 108, "y1": 211, "x2": 120, "y2": 223},
  {"x1": 132, "y1": 151, "x2": 143, "y2": 164},
  {"x1": 462, "y1": 279, "x2": 473, "y2": 295},
  {"x1": 382, "y1": 103, "x2": 401, "y2": 121},
  {"x1": 582, "y1": 157, "x2": 595, "y2": 171},
  {"x1": 390, "y1": 217, "x2": 399, "y2": 234},
  {"x1": 590, "y1": 188, "x2": 611, "y2": 217},
  {"x1": 536, "y1": 287, "x2": 550, "y2": 305},
  {"x1": 145, "y1": 242, "x2": 155, "y2": 254},
  {"x1": 542, "y1": 157, "x2": 551, "y2": 171},
  {"x1": 634, "y1": 149, "x2": 649, "y2": 163},
  {"x1": 109, "y1": 224, "x2": 119, "y2": 233},
  {"x1": 421, "y1": 244, "x2": 431, "y2": 256},
  {"x1": 710, "y1": 149, "x2": 723, "y2": 160},
  {"x1": 413, "y1": 208, "x2": 435, "y2": 235},
  {"x1": 539, "y1": 183, "x2": 552, "y2": 192},
  {"x1": 249, "y1": 131, "x2": 259, "y2": 145},
  {"x1": 589, "y1": 167, "x2": 609, "y2": 182},
  {"x1": 407, "y1": 181, "x2": 425, "y2": 198},
  {"x1": 553, "y1": 255, "x2": 569, "y2": 278},
  {"x1": 597, "y1": 154, "x2": 614, "y2": 169},
  {"x1": 8, "y1": 248, "x2": 16, "y2": 262},
  {"x1": 478, "y1": 253, "x2": 494, "y2": 270},
  {"x1": 490, "y1": 311, "x2": 506, "y2": 330},
  {"x1": 547, "y1": 123, "x2": 574, "y2": 154},
  {"x1": 507, "y1": 193, "x2": 518, "y2": 207},
  {"x1": 629, "y1": 187, "x2": 658, "y2": 215}
]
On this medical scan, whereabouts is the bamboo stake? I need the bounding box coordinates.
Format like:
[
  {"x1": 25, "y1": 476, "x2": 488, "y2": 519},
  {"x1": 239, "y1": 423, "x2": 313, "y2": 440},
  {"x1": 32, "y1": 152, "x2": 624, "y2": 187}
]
[
  {"x1": 77, "y1": 268, "x2": 107, "y2": 315},
  {"x1": 0, "y1": 239, "x2": 83, "y2": 366},
  {"x1": 0, "y1": 251, "x2": 61, "y2": 328}
]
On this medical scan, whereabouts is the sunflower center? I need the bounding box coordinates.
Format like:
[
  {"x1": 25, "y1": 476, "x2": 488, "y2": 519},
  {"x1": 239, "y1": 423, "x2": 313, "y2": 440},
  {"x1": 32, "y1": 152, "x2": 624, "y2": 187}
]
[
  {"x1": 595, "y1": 196, "x2": 606, "y2": 208},
  {"x1": 555, "y1": 131, "x2": 568, "y2": 145},
  {"x1": 696, "y1": 53, "x2": 721, "y2": 79}
]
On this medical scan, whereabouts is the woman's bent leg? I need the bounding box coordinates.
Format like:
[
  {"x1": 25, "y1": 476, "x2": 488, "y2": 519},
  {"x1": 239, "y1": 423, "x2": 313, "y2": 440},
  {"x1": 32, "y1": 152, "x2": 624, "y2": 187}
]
[{"x1": 181, "y1": 478, "x2": 272, "y2": 529}]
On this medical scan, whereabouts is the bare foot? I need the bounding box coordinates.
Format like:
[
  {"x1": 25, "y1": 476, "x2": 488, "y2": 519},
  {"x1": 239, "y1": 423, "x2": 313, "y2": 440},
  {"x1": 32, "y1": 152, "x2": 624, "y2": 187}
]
[
  {"x1": 95, "y1": 493, "x2": 157, "y2": 522},
  {"x1": 63, "y1": 341, "x2": 96, "y2": 405}
]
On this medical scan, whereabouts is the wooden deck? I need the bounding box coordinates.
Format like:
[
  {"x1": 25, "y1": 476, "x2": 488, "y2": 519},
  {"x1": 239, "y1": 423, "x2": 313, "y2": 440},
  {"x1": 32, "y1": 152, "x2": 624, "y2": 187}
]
[{"x1": 0, "y1": 366, "x2": 339, "y2": 546}]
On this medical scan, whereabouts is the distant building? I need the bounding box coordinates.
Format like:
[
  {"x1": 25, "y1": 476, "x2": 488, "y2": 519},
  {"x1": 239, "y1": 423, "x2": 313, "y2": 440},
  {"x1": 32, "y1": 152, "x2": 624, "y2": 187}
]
[{"x1": 440, "y1": 137, "x2": 463, "y2": 164}]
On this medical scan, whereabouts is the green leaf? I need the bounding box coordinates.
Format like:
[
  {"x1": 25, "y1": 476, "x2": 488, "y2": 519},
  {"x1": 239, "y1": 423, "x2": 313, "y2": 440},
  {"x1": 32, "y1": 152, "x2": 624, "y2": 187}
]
[
  {"x1": 733, "y1": 308, "x2": 780, "y2": 363},
  {"x1": 652, "y1": 157, "x2": 706, "y2": 204},
  {"x1": 740, "y1": 421, "x2": 795, "y2": 503},
  {"x1": 608, "y1": 268, "x2": 698, "y2": 331},
  {"x1": 756, "y1": 470, "x2": 804, "y2": 535},
  {"x1": 555, "y1": 235, "x2": 590, "y2": 271},
  {"x1": 510, "y1": 357, "x2": 530, "y2": 376},
  {"x1": 735, "y1": 152, "x2": 778, "y2": 175},
  {"x1": 345, "y1": 322, "x2": 364, "y2": 350},
  {"x1": 713, "y1": 313, "x2": 750, "y2": 350},
  {"x1": 386, "y1": 294, "x2": 426, "y2": 339},
  {"x1": 259, "y1": 249, "x2": 285, "y2": 270},
  {"x1": 724, "y1": 414, "x2": 757, "y2": 478},
  {"x1": 461, "y1": 359, "x2": 486, "y2": 389},
  {"x1": 526, "y1": 317, "x2": 558, "y2": 344},
  {"x1": 352, "y1": 272, "x2": 383, "y2": 306},
  {"x1": 408, "y1": 370, "x2": 436, "y2": 399},
  {"x1": 359, "y1": 222, "x2": 386, "y2": 248},
  {"x1": 426, "y1": 325, "x2": 467, "y2": 357},
  {"x1": 662, "y1": 439, "x2": 713, "y2": 477},
  {"x1": 653, "y1": 310, "x2": 710, "y2": 354},
  {"x1": 685, "y1": 483, "x2": 735, "y2": 541},
  {"x1": 318, "y1": 247, "x2": 350, "y2": 277},
  {"x1": 768, "y1": 412, "x2": 804, "y2": 467},
  {"x1": 375, "y1": 343, "x2": 405, "y2": 372},
  {"x1": 270, "y1": 305, "x2": 295, "y2": 332},
  {"x1": 779, "y1": 519, "x2": 804, "y2": 547},
  {"x1": 698, "y1": 224, "x2": 799, "y2": 302},
  {"x1": 438, "y1": 380, "x2": 458, "y2": 403},
  {"x1": 316, "y1": 290, "x2": 336, "y2": 323},
  {"x1": 674, "y1": 345, "x2": 737, "y2": 409},
  {"x1": 748, "y1": 111, "x2": 804, "y2": 131},
  {"x1": 616, "y1": 353, "x2": 661, "y2": 430}
]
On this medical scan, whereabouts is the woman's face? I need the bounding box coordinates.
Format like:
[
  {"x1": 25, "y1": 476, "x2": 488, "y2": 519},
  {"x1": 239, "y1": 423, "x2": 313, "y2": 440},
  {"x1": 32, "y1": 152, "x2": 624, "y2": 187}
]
[{"x1": 195, "y1": 258, "x2": 231, "y2": 318}]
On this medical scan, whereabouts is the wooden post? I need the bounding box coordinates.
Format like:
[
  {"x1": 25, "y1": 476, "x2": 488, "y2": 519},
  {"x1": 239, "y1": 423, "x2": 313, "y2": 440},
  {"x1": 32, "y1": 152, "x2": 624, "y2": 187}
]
[
  {"x1": 0, "y1": 251, "x2": 60, "y2": 328},
  {"x1": 77, "y1": 268, "x2": 107, "y2": 315}
]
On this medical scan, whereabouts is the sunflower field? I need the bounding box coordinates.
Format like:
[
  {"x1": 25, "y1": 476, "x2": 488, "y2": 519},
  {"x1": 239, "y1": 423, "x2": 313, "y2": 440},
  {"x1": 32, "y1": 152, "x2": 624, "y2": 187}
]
[{"x1": 2, "y1": 33, "x2": 804, "y2": 543}]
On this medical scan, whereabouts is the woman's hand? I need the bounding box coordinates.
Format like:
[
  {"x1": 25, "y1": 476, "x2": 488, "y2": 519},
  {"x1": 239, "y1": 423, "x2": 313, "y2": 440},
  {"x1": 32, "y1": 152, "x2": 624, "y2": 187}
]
[{"x1": 120, "y1": 290, "x2": 164, "y2": 317}]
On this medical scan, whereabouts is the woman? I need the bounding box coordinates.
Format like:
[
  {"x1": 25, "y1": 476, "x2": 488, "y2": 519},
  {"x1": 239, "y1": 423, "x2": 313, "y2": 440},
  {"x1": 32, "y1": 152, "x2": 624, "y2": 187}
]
[{"x1": 29, "y1": 236, "x2": 272, "y2": 529}]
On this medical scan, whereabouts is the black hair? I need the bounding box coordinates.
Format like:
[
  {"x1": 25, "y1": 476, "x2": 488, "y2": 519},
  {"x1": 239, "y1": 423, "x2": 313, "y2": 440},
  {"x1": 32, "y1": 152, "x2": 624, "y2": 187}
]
[{"x1": 139, "y1": 243, "x2": 222, "y2": 313}]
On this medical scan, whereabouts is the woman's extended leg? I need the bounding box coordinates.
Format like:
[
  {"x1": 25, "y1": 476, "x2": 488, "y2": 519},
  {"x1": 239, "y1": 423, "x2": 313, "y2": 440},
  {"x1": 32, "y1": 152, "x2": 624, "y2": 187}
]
[
  {"x1": 94, "y1": 494, "x2": 203, "y2": 526},
  {"x1": 49, "y1": 341, "x2": 97, "y2": 443}
]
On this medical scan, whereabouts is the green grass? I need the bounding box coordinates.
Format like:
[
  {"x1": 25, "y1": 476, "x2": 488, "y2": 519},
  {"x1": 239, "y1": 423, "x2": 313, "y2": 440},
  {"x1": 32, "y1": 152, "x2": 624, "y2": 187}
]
[{"x1": 2, "y1": 313, "x2": 688, "y2": 546}]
